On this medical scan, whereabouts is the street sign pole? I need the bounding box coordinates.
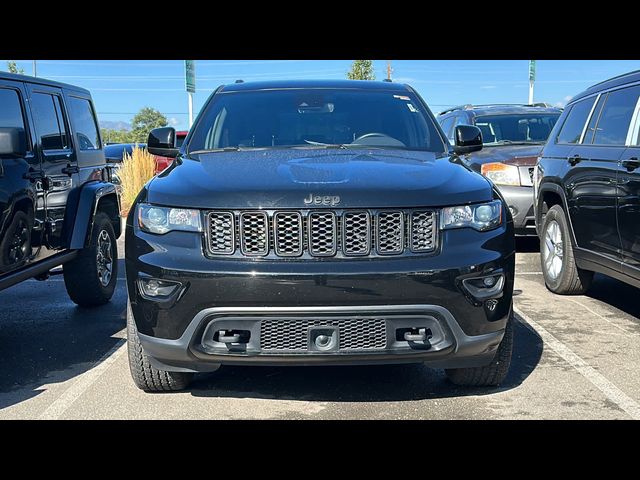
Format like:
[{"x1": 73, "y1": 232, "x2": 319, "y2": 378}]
[
  {"x1": 185, "y1": 60, "x2": 196, "y2": 128},
  {"x1": 528, "y1": 60, "x2": 536, "y2": 104}
]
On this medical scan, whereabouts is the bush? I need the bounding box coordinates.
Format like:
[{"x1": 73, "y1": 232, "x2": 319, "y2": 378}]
[{"x1": 116, "y1": 146, "x2": 157, "y2": 217}]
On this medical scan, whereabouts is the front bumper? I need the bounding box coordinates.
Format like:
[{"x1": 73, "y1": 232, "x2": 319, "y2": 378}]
[
  {"x1": 125, "y1": 217, "x2": 515, "y2": 372},
  {"x1": 496, "y1": 185, "x2": 536, "y2": 235}
]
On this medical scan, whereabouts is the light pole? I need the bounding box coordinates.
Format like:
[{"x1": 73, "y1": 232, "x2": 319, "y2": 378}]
[
  {"x1": 528, "y1": 60, "x2": 536, "y2": 104},
  {"x1": 32, "y1": 60, "x2": 37, "y2": 77}
]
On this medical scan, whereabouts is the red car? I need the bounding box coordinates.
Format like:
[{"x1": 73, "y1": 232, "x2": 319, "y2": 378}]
[{"x1": 154, "y1": 130, "x2": 187, "y2": 173}]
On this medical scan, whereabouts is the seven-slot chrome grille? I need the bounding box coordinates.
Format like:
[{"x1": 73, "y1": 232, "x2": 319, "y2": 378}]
[{"x1": 205, "y1": 209, "x2": 437, "y2": 259}]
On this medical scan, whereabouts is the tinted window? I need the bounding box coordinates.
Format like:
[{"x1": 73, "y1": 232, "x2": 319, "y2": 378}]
[
  {"x1": 68, "y1": 96, "x2": 100, "y2": 150},
  {"x1": 175, "y1": 135, "x2": 186, "y2": 148},
  {"x1": 0, "y1": 88, "x2": 26, "y2": 129},
  {"x1": 31, "y1": 92, "x2": 70, "y2": 151},
  {"x1": 474, "y1": 114, "x2": 560, "y2": 144},
  {"x1": 557, "y1": 97, "x2": 596, "y2": 144},
  {"x1": 592, "y1": 85, "x2": 640, "y2": 145},
  {"x1": 582, "y1": 95, "x2": 606, "y2": 144},
  {"x1": 189, "y1": 89, "x2": 446, "y2": 152}
]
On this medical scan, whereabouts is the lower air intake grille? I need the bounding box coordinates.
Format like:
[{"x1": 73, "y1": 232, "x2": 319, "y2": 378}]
[{"x1": 260, "y1": 318, "x2": 387, "y2": 351}]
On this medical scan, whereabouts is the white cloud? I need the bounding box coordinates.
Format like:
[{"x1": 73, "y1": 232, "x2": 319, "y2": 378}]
[
  {"x1": 480, "y1": 85, "x2": 497, "y2": 89},
  {"x1": 168, "y1": 117, "x2": 179, "y2": 127},
  {"x1": 553, "y1": 95, "x2": 574, "y2": 108}
]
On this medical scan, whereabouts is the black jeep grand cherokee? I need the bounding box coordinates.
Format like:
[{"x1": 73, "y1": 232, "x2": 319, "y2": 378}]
[{"x1": 125, "y1": 80, "x2": 515, "y2": 392}]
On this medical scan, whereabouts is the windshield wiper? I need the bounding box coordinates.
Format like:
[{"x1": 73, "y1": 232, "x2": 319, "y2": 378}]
[
  {"x1": 486, "y1": 140, "x2": 543, "y2": 146},
  {"x1": 189, "y1": 146, "x2": 265, "y2": 154}
]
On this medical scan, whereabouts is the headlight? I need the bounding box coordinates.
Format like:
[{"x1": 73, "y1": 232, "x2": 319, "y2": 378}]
[
  {"x1": 137, "y1": 204, "x2": 202, "y2": 234},
  {"x1": 441, "y1": 200, "x2": 503, "y2": 231},
  {"x1": 481, "y1": 162, "x2": 520, "y2": 186}
]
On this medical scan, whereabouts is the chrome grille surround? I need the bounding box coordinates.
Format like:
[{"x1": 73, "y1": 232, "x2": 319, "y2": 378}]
[
  {"x1": 308, "y1": 211, "x2": 337, "y2": 257},
  {"x1": 205, "y1": 209, "x2": 438, "y2": 259},
  {"x1": 239, "y1": 211, "x2": 269, "y2": 256},
  {"x1": 206, "y1": 211, "x2": 235, "y2": 255},
  {"x1": 273, "y1": 211, "x2": 303, "y2": 257},
  {"x1": 409, "y1": 210, "x2": 436, "y2": 253},
  {"x1": 376, "y1": 211, "x2": 404, "y2": 255}
]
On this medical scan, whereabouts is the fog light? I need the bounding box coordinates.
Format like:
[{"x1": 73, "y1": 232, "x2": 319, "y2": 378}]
[
  {"x1": 509, "y1": 206, "x2": 517, "y2": 217},
  {"x1": 483, "y1": 276, "x2": 497, "y2": 287},
  {"x1": 137, "y1": 277, "x2": 181, "y2": 299}
]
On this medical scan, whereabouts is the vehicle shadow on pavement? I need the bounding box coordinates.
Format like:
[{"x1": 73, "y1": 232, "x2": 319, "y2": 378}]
[
  {"x1": 0, "y1": 259, "x2": 127, "y2": 410},
  {"x1": 585, "y1": 274, "x2": 640, "y2": 323},
  {"x1": 188, "y1": 319, "x2": 543, "y2": 402}
]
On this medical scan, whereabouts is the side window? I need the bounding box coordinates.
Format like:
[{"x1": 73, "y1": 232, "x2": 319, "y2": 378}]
[
  {"x1": 68, "y1": 96, "x2": 101, "y2": 151},
  {"x1": 556, "y1": 96, "x2": 597, "y2": 144},
  {"x1": 31, "y1": 92, "x2": 70, "y2": 151},
  {"x1": 582, "y1": 95, "x2": 606, "y2": 145},
  {"x1": 0, "y1": 88, "x2": 29, "y2": 150},
  {"x1": 438, "y1": 116, "x2": 454, "y2": 142},
  {"x1": 592, "y1": 85, "x2": 640, "y2": 145}
]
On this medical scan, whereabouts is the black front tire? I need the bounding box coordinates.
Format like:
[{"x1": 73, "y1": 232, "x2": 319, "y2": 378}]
[
  {"x1": 445, "y1": 313, "x2": 513, "y2": 387},
  {"x1": 540, "y1": 204, "x2": 593, "y2": 295},
  {"x1": 63, "y1": 211, "x2": 118, "y2": 307},
  {"x1": 127, "y1": 302, "x2": 194, "y2": 392}
]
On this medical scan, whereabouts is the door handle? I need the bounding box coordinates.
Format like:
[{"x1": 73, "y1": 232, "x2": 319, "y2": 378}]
[
  {"x1": 622, "y1": 157, "x2": 640, "y2": 171},
  {"x1": 568, "y1": 154, "x2": 582, "y2": 166},
  {"x1": 61, "y1": 164, "x2": 79, "y2": 176}
]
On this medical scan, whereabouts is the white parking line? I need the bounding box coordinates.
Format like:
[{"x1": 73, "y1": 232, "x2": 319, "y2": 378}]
[
  {"x1": 38, "y1": 339, "x2": 127, "y2": 420},
  {"x1": 564, "y1": 298, "x2": 640, "y2": 337},
  {"x1": 514, "y1": 307, "x2": 640, "y2": 420}
]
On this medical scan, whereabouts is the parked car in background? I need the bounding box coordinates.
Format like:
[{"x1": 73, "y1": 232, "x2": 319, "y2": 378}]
[
  {"x1": 104, "y1": 142, "x2": 146, "y2": 164},
  {"x1": 438, "y1": 104, "x2": 562, "y2": 235},
  {"x1": 535, "y1": 70, "x2": 640, "y2": 294},
  {"x1": 153, "y1": 130, "x2": 187, "y2": 173},
  {"x1": 0, "y1": 72, "x2": 120, "y2": 305}
]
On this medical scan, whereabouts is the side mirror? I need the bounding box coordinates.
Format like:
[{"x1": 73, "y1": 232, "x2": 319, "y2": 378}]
[
  {"x1": 0, "y1": 127, "x2": 27, "y2": 157},
  {"x1": 453, "y1": 125, "x2": 483, "y2": 155},
  {"x1": 148, "y1": 127, "x2": 179, "y2": 158}
]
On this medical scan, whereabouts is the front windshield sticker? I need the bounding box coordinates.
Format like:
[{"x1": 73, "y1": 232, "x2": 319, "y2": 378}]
[
  {"x1": 407, "y1": 103, "x2": 418, "y2": 113},
  {"x1": 393, "y1": 95, "x2": 411, "y2": 100}
]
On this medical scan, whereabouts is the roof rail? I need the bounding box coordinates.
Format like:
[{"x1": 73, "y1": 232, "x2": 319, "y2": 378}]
[
  {"x1": 438, "y1": 104, "x2": 472, "y2": 115},
  {"x1": 234, "y1": 79, "x2": 244, "y2": 83},
  {"x1": 587, "y1": 69, "x2": 640, "y2": 90}
]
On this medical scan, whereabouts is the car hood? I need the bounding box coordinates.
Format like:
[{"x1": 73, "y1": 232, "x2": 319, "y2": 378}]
[
  {"x1": 146, "y1": 149, "x2": 493, "y2": 209},
  {"x1": 465, "y1": 144, "x2": 544, "y2": 171}
]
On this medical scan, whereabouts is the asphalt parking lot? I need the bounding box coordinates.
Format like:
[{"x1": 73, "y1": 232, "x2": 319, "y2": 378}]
[{"x1": 2, "y1": 235, "x2": 640, "y2": 420}]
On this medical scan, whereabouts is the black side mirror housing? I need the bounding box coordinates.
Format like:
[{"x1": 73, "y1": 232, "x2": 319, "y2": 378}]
[
  {"x1": 0, "y1": 127, "x2": 27, "y2": 157},
  {"x1": 453, "y1": 125, "x2": 483, "y2": 155},
  {"x1": 148, "y1": 127, "x2": 179, "y2": 158}
]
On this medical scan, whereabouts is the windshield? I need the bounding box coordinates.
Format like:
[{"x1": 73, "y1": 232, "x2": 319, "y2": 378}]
[
  {"x1": 188, "y1": 88, "x2": 446, "y2": 153},
  {"x1": 474, "y1": 114, "x2": 560, "y2": 145}
]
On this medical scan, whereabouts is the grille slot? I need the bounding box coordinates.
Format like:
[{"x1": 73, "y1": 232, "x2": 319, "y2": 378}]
[
  {"x1": 376, "y1": 211, "x2": 404, "y2": 255},
  {"x1": 260, "y1": 318, "x2": 387, "y2": 352},
  {"x1": 239, "y1": 212, "x2": 269, "y2": 256},
  {"x1": 273, "y1": 212, "x2": 303, "y2": 257},
  {"x1": 206, "y1": 212, "x2": 235, "y2": 254},
  {"x1": 206, "y1": 209, "x2": 437, "y2": 258},
  {"x1": 342, "y1": 211, "x2": 371, "y2": 256},
  {"x1": 409, "y1": 210, "x2": 436, "y2": 253},
  {"x1": 308, "y1": 211, "x2": 337, "y2": 256}
]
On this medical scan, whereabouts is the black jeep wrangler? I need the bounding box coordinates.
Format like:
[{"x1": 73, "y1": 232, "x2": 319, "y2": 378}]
[
  {"x1": 126, "y1": 80, "x2": 515, "y2": 392},
  {"x1": 0, "y1": 72, "x2": 120, "y2": 306}
]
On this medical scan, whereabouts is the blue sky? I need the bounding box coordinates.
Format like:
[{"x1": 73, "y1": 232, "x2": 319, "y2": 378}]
[{"x1": 4, "y1": 59, "x2": 640, "y2": 130}]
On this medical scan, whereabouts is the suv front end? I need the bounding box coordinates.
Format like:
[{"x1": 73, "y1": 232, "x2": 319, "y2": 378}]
[{"x1": 125, "y1": 81, "x2": 516, "y2": 391}]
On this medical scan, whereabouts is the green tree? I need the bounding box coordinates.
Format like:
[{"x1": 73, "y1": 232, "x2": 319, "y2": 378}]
[
  {"x1": 347, "y1": 60, "x2": 375, "y2": 80},
  {"x1": 130, "y1": 107, "x2": 168, "y2": 143},
  {"x1": 100, "y1": 128, "x2": 135, "y2": 144},
  {"x1": 6, "y1": 61, "x2": 24, "y2": 74}
]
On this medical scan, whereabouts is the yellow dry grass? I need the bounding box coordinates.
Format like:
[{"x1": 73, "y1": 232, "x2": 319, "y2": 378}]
[{"x1": 116, "y1": 146, "x2": 157, "y2": 216}]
